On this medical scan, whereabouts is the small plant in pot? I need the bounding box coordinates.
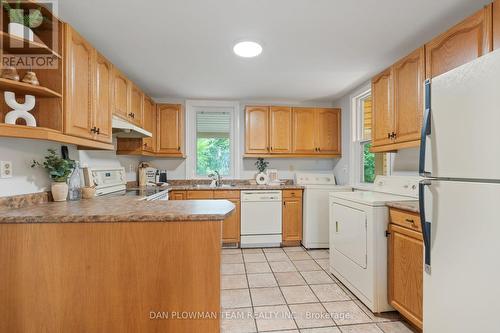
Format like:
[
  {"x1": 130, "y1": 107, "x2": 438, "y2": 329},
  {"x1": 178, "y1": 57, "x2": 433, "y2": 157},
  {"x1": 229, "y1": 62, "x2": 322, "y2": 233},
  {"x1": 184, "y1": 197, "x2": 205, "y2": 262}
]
[
  {"x1": 31, "y1": 149, "x2": 75, "y2": 202},
  {"x1": 255, "y1": 158, "x2": 270, "y2": 185},
  {"x1": 2, "y1": 0, "x2": 44, "y2": 41}
]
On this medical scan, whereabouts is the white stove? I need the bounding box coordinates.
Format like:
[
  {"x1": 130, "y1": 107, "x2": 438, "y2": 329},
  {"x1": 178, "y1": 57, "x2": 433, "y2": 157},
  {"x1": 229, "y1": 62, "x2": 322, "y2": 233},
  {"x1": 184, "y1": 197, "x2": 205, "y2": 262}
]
[
  {"x1": 329, "y1": 176, "x2": 420, "y2": 312},
  {"x1": 295, "y1": 173, "x2": 352, "y2": 249}
]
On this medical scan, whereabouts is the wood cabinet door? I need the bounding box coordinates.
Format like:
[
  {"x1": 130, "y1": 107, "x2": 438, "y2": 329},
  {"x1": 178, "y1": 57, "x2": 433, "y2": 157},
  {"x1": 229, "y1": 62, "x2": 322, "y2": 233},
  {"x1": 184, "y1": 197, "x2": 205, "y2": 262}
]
[
  {"x1": 269, "y1": 106, "x2": 292, "y2": 154},
  {"x1": 222, "y1": 199, "x2": 240, "y2": 243},
  {"x1": 292, "y1": 108, "x2": 317, "y2": 154},
  {"x1": 93, "y1": 52, "x2": 113, "y2": 143},
  {"x1": 169, "y1": 191, "x2": 186, "y2": 200},
  {"x1": 142, "y1": 97, "x2": 156, "y2": 152},
  {"x1": 113, "y1": 69, "x2": 129, "y2": 120},
  {"x1": 315, "y1": 108, "x2": 341, "y2": 154},
  {"x1": 64, "y1": 25, "x2": 94, "y2": 140},
  {"x1": 186, "y1": 191, "x2": 214, "y2": 199},
  {"x1": 494, "y1": 1, "x2": 500, "y2": 50},
  {"x1": 393, "y1": 47, "x2": 425, "y2": 144},
  {"x1": 425, "y1": 6, "x2": 492, "y2": 78},
  {"x1": 157, "y1": 104, "x2": 183, "y2": 155},
  {"x1": 129, "y1": 85, "x2": 144, "y2": 127},
  {"x1": 282, "y1": 197, "x2": 302, "y2": 242},
  {"x1": 245, "y1": 106, "x2": 269, "y2": 154},
  {"x1": 371, "y1": 69, "x2": 394, "y2": 147},
  {"x1": 388, "y1": 224, "x2": 423, "y2": 329}
]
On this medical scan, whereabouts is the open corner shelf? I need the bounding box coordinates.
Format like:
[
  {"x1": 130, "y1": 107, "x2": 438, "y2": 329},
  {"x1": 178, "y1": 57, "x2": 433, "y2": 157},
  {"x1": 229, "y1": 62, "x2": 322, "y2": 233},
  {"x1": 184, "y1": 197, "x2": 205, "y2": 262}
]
[
  {"x1": 0, "y1": 78, "x2": 61, "y2": 98},
  {"x1": 1, "y1": 31, "x2": 62, "y2": 59},
  {"x1": 0, "y1": 124, "x2": 114, "y2": 150}
]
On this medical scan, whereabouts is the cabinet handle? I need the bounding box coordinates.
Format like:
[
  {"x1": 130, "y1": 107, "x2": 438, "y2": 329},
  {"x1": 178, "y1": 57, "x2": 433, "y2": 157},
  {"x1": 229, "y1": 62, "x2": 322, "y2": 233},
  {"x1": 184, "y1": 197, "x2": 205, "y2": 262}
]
[
  {"x1": 96, "y1": 128, "x2": 100, "y2": 135},
  {"x1": 387, "y1": 133, "x2": 391, "y2": 139},
  {"x1": 144, "y1": 143, "x2": 148, "y2": 148},
  {"x1": 90, "y1": 127, "x2": 95, "y2": 133},
  {"x1": 335, "y1": 221, "x2": 339, "y2": 233},
  {"x1": 283, "y1": 201, "x2": 286, "y2": 206},
  {"x1": 318, "y1": 147, "x2": 321, "y2": 152},
  {"x1": 405, "y1": 218, "x2": 415, "y2": 224},
  {"x1": 178, "y1": 146, "x2": 181, "y2": 151}
]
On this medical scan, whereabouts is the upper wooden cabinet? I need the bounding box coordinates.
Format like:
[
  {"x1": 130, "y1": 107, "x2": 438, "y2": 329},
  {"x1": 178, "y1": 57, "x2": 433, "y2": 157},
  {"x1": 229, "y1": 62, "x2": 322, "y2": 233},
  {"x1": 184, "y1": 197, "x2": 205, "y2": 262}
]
[
  {"x1": 371, "y1": 47, "x2": 424, "y2": 152},
  {"x1": 393, "y1": 47, "x2": 425, "y2": 145},
  {"x1": 129, "y1": 84, "x2": 144, "y2": 127},
  {"x1": 269, "y1": 106, "x2": 292, "y2": 154},
  {"x1": 64, "y1": 25, "x2": 94, "y2": 140},
  {"x1": 64, "y1": 24, "x2": 112, "y2": 143},
  {"x1": 292, "y1": 108, "x2": 317, "y2": 154},
  {"x1": 245, "y1": 106, "x2": 341, "y2": 157},
  {"x1": 316, "y1": 108, "x2": 341, "y2": 154},
  {"x1": 113, "y1": 69, "x2": 130, "y2": 120},
  {"x1": 157, "y1": 104, "x2": 184, "y2": 156},
  {"x1": 93, "y1": 52, "x2": 113, "y2": 143},
  {"x1": 371, "y1": 69, "x2": 394, "y2": 148},
  {"x1": 425, "y1": 5, "x2": 492, "y2": 78},
  {"x1": 142, "y1": 97, "x2": 156, "y2": 153},
  {"x1": 494, "y1": 1, "x2": 500, "y2": 50},
  {"x1": 245, "y1": 106, "x2": 270, "y2": 154}
]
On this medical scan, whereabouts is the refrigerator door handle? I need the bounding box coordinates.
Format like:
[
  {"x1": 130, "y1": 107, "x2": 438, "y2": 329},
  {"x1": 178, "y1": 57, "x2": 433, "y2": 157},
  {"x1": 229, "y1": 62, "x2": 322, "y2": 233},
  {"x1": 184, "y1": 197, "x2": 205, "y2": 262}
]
[
  {"x1": 419, "y1": 180, "x2": 432, "y2": 274},
  {"x1": 419, "y1": 79, "x2": 432, "y2": 177}
]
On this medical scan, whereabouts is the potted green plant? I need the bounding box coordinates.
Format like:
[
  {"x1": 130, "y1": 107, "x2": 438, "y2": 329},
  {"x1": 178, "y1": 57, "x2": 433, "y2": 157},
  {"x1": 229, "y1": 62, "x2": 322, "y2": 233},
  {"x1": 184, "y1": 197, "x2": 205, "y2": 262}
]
[
  {"x1": 2, "y1": 0, "x2": 44, "y2": 41},
  {"x1": 255, "y1": 158, "x2": 270, "y2": 185},
  {"x1": 31, "y1": 149, "x2": 75, "y2": 202}
]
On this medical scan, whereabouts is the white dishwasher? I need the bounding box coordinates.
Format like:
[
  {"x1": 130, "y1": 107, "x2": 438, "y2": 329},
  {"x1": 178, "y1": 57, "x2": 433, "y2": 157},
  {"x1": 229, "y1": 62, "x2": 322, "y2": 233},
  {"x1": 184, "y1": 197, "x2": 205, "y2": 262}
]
[{"x1": 241, "y1": 190, "x2": 282, "y2": 248}]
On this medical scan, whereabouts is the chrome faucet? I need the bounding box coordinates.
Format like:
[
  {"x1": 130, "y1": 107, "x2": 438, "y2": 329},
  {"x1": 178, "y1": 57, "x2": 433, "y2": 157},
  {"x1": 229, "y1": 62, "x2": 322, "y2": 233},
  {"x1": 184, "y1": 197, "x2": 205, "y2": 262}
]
[{"x1": 208, "y1": 171, "x2": 222, "y2": 187}]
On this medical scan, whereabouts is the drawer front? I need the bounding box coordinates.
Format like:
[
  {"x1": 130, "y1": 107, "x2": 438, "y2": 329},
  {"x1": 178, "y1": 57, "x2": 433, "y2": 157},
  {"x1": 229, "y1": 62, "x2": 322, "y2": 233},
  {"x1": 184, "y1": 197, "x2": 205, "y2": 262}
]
[
  {"x1": 213, "y1": 190, "x2": 240, "y2": 199},
  {"x1": 186, "y1": 190, "x2": 214, "y2": 199},
  {"x1": 389, "y1": 208, "x2": 421, "y2": 233},
  {"x1": 283, "y1": 189, "x2": 303, "y2": 198}
]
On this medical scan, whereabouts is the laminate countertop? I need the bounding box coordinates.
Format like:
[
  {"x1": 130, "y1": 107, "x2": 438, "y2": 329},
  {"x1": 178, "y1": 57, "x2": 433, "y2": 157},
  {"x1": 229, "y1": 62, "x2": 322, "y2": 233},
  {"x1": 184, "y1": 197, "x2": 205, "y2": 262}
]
[
  {"x1": 0, "y1": 197, "x2": 235, "y2": 224},
  {"x1": 166, "y1": 184, "x2": 304, "y2": 191},
  {"x1": 386, "y1": 201, "x2": 420, "y2": 213}
]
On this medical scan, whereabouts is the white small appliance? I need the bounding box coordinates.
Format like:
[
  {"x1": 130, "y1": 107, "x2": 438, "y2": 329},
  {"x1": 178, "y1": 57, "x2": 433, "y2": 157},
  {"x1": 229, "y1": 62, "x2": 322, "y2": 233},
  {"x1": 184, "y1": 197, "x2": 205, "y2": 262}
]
[
  {"x1": 295, "y1": 173, "x2": 352, "y2": 249},
  {"x1": 329, "y1": 176, "x2": 419, "y2": 312},
  {"x1": 241, "y1": 190, "x2": 282, "y2": 247},
  {"x1": 420, "y1": 49, "x2": 500, "y2": 332}
]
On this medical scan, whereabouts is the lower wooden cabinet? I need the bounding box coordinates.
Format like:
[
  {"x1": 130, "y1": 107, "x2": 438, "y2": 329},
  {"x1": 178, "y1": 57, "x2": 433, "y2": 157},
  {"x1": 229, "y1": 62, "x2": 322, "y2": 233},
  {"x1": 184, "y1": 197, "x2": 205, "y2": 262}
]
[
  {"x1": 282, "y1": 190, "x2": 303, "y2": 245},
  {"x1": 388, "y1": 209, "x2": 423, "y2": 330},
  {"x1": 169, "y1": 190, "x2": 186, "y2": 200}
]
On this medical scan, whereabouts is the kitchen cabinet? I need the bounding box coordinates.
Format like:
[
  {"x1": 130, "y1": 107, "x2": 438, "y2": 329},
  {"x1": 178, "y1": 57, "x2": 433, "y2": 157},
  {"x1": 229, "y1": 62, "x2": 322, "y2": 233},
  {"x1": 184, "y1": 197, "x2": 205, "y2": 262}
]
[
  {"x1": 371, "y1": 69, "x2": 394, "y2": 148},
  {"x1": 316, "y1": 108, "x2": 341, "y2": 154},
  {"x1": 425, "y1": 5, "x2": 492, "y2": 78},
  {"x1": 292, "y1": 108, "x2": 316, "y2": 154},
  {"x1": 64, "y1": 25, "x2": 94, "y2": 140},
  {"x1": 269, "y1": 106, "x2": 292, "y2": 154},
  {"x1": 93, "y1": 52, "x2": 113, "y2": 143},
  {"x1": 142, "y1": 97, "x2": 156, "y2": 153},
  {"x1": 388, "y1": 208, "x2": 423, "y2": 330},
  {"x1": 494, "y1": 0, "x2": 500, "y2": 50},
  {"x1": 214, "y1": 191, "x2": 241, "y2": 244},
  {"x1": 371, "y1": 47, "x2": 425, "y2": 153},
  {"x1": 186, "y1": 191, "x2": 214, "y2": 199},
  {"x1": 169, "y1": 191, "x2": 186, "y2": 200},
  {"x1": 292, "y1": 108, "x2": 341, "y2": 155},
  {"x1": 113, "y1": 69, "x2": 130, "y2": 120},
  {"x1": 129, "y1": 84, "x2": 144, "y2": 127},
  {"x1": 245, "y1": 106, "x2": 270, "y2": 154},
  {"x1": 157, "y1": 104, "x2": 184, "y2": 156},
  {"x1": 282, "y1": 190, "x2": 303, "y2": 245},
  {"x1": 64, "y1": 24, "x2": 112, "y2": 143}
]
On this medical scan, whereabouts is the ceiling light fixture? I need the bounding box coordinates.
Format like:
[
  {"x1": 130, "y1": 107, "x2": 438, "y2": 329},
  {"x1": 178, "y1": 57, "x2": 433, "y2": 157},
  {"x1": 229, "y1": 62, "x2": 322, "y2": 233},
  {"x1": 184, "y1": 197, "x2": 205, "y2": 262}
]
[{"x1": 233, "y1": 41, "x2": 262, "y2": 58}]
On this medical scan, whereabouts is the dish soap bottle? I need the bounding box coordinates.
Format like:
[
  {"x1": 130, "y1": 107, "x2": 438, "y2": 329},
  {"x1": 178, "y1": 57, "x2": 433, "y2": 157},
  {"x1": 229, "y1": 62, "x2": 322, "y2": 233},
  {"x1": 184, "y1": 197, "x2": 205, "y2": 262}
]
[{"x1": 68, "y1": 161, "x2": 82, "y2": 201}]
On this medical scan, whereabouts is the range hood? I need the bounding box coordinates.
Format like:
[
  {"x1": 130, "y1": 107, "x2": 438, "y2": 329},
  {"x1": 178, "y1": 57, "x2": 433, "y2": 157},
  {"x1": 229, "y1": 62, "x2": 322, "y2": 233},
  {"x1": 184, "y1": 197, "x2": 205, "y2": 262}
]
[{"x1": 112, "y1": 116, "x2": 152, "y2": 138}]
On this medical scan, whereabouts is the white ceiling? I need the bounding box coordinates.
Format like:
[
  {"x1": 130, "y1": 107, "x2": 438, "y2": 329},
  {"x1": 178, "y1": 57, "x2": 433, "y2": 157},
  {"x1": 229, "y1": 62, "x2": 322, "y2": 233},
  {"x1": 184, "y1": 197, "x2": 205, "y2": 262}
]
[{"x1": 59, "y1": 0, "x2": 490, "y2": 103}]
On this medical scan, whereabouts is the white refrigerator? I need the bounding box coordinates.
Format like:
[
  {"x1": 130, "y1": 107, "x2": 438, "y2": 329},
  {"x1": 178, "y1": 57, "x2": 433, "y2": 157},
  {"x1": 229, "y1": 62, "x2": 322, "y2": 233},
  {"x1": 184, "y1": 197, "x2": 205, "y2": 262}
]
[{"x1": 420, "y1": 49, "x2": 500, "y2": 332}]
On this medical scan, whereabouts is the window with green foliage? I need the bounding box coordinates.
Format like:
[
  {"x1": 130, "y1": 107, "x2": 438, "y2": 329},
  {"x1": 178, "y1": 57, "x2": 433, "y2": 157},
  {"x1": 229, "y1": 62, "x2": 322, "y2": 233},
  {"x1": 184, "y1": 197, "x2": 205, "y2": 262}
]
[
  {"x1": 196, "y1": 112, "x2": 231, "y2": 176},
  {"x1": 363, "y1": 143, "x2": 375, "y2": 183}
]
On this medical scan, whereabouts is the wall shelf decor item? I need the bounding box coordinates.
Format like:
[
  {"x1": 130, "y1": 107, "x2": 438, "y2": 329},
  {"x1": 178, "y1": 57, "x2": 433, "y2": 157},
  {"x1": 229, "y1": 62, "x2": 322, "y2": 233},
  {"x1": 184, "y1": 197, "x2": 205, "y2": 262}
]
[
  {"x1": 21, "y1": 71, "x2": 40, "y2": 86},
  {"x1": 1, "y1": 67, "x2": 20, "y2": 81},
  {"x1": 4, "y1": 91, "x2": 37, "y2": 127}
]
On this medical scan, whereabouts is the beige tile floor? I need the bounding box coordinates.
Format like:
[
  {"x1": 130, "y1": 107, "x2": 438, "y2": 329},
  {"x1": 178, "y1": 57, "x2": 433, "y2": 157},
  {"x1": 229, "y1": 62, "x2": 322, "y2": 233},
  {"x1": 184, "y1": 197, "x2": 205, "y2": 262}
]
[{"x1": 221, "y1": 246, "x2": 417, "y2": 333}]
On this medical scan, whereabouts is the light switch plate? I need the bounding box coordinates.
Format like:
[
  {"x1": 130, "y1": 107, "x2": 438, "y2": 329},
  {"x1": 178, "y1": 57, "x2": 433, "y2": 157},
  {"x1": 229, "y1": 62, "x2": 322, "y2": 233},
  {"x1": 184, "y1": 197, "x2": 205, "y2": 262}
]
[{"x1": 0, "y1": 161, "x2": 12, "y2": 179}]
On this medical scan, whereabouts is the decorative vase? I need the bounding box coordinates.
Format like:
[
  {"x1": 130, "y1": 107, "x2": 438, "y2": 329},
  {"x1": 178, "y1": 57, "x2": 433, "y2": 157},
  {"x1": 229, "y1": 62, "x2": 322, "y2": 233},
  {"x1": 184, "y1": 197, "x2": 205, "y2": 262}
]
[
  {"x1": 255, "y1": 172, "x2": 269, "y2": 185},
  {"x1": 51, "y1": 181, "x2": 68, "y2": 202},
  {"x1": 21, "y1": 71, "x2": 40, "y2": 86},
  {"x1": 8, "y1": 22, "x2": 34, "y2": 41},
  {"x1": 1, "y1": 66, "x2": 20, "y2": 81}
]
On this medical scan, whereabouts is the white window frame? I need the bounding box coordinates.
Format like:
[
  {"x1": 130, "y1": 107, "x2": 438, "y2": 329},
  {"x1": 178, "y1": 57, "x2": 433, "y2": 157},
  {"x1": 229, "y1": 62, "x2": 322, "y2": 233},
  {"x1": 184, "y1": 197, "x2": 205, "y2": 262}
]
[
  {"x1": 350, "y1": 86, "x2": 392, "y2": 185},
  {"x1": 185, "y1": 100, "x2": 241, "y2": 179}
]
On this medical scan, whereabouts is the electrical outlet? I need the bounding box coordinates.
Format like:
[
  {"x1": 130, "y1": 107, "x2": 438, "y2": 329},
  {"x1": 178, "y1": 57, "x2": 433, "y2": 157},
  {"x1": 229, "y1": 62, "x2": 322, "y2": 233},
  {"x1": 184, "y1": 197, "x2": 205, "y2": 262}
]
[{"x1": 0, "y1": 161, "x2": 13, "y2": 179}]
